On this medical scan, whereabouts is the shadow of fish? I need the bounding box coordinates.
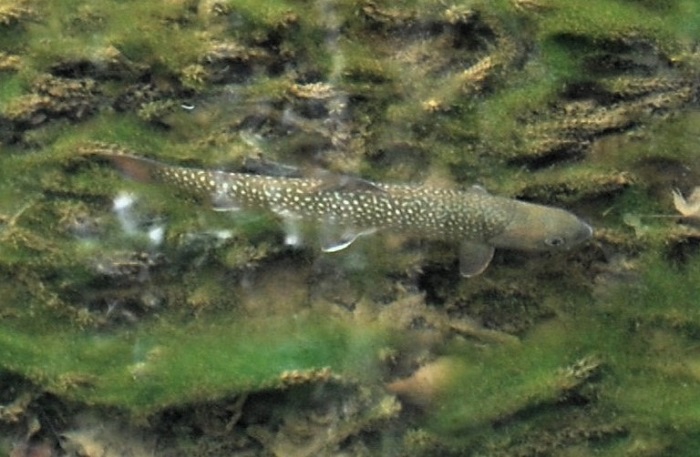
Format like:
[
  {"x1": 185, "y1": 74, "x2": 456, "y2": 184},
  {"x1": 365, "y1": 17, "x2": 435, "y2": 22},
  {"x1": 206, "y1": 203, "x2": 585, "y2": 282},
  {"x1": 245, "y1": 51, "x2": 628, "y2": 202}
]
[{"x1": 95, "y1": 152, "x2": 593, "y2": 277}]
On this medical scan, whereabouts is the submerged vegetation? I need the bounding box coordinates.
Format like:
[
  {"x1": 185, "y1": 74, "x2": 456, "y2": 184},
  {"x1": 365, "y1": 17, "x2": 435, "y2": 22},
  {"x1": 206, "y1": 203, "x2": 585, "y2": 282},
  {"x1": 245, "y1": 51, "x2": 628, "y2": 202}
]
[{"x1": 0, "y1": 0, "x2": 699, "y2": 455}]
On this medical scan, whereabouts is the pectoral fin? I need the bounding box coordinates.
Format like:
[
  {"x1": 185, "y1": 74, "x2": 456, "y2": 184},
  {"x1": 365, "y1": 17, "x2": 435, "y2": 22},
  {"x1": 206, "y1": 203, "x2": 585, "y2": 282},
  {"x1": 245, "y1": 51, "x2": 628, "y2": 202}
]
[{"x1": 459, "y1": 241, "x2": 494, "y2": 277}]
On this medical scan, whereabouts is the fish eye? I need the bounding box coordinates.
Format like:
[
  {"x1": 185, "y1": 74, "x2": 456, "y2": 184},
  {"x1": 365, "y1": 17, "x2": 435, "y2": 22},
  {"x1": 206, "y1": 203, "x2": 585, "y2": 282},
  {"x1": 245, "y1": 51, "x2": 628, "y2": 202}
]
[{"x1": 544, "y1": 236, "x2": 566, "y2": 247}]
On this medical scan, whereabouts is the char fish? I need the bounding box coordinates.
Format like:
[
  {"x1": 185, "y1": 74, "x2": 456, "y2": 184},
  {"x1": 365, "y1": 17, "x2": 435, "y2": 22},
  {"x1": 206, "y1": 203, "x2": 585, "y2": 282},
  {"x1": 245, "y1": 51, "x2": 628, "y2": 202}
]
[{"x1": 96, "y1": 152, "x2": 593, "y2": 276}]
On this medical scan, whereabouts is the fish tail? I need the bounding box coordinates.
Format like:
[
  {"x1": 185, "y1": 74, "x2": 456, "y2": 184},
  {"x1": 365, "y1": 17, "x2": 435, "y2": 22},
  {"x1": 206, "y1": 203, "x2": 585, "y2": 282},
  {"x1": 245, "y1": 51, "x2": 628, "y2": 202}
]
[{"x1": 93, "y1": 151, "x2": 159, "y2": 183}]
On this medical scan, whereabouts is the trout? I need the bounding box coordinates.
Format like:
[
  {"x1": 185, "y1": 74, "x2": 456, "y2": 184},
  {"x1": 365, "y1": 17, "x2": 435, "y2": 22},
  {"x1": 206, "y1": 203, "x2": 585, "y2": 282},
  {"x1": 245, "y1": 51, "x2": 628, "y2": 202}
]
[{"x1": 96, "y1": 152, "x2": 593, "y2": 276}]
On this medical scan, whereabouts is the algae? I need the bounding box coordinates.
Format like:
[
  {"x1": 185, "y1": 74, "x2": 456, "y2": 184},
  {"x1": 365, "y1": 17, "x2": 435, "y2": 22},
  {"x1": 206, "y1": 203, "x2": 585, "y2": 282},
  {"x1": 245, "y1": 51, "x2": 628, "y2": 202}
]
[
  {"x1": 0, "y1": 311, "x2": 394, "y2": 413},
  {"x1": 1, "y1": 0, "x2": 700, "y2": 455}
]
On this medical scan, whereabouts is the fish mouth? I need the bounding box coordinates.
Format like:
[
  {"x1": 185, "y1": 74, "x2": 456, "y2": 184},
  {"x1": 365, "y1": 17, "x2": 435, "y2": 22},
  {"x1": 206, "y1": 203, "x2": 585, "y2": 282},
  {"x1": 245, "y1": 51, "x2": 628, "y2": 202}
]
[
  {"x1": 574, "y1": 221, "x2": 594, "y2": 246},
  {"x1": 584, "y1": 221, "x2": 594, "y2": 237},
  {"x1": 558, "y1": 219, "x2": 594, "y2": 250}
]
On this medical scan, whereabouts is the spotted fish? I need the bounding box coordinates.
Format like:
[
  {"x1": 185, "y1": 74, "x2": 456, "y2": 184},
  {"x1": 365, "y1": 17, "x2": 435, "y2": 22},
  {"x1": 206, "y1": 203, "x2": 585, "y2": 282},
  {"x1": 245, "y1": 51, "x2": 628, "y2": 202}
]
[{"x1": 96, "y1": 152, "x2": 593, "y2": 277}]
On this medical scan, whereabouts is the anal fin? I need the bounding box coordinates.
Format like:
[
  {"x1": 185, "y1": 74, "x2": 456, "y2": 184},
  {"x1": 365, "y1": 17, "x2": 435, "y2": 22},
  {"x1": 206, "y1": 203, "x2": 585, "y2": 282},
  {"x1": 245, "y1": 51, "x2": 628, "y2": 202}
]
[{"x1": 459, "y1": 241, "x2": 494, "y2": 277}]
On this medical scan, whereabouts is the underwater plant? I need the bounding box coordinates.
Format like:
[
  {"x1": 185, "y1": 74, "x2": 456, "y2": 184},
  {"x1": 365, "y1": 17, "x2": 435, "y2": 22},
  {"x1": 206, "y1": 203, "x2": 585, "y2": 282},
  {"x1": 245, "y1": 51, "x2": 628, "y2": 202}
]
[{"x1": 0, "y1": 0, "x2": 699, "y2": 455}]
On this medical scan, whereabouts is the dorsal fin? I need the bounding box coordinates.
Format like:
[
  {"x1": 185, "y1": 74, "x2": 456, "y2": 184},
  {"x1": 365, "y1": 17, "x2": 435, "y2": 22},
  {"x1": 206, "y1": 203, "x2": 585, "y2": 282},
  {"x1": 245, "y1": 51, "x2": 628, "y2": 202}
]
[
  {"x1": 242, "y1": 154, "x2": 385, "y2": 195},
  {"x1": 468, "y1": 184, "x2": 490, "y2": 195},
  {"x1": 311, "y1": 173, "x2": 386, "y2": 194},
  {"x1": 242, "y1": 156, "x2": 304, "y2": 178}
]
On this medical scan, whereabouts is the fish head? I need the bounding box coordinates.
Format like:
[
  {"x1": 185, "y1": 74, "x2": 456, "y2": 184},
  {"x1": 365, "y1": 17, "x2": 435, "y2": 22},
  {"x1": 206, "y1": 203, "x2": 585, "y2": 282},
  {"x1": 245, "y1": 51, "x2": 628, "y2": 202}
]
[{"x1": 487, "y1": 201, "x2": 593, "y2": 251}]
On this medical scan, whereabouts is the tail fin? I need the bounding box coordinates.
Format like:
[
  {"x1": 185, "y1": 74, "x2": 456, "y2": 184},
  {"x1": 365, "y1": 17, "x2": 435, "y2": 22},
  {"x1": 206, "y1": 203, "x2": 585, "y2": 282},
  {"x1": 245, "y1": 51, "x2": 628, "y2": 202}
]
[{"x1": 89, "y1": 149, "x2": 160, "y2": 183}]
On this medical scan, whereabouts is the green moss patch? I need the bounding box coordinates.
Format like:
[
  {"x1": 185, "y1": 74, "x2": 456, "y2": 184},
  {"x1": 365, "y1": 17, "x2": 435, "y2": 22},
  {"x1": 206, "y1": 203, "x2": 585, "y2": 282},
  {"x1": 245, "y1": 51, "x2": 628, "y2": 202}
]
[{"x1": 0, "y1": 310, "x2": 394, "y2": 414}]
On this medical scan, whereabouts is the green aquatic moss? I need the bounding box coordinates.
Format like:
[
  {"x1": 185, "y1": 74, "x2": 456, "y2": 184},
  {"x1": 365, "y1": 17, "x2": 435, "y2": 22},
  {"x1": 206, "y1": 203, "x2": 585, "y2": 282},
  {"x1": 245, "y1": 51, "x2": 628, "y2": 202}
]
[
  {"x1": 593, "y1": 254, "x2": 700, "y2": 455},
  {"x1": 221, "y1": 0, "x2": 301, "y2": 28},
  {"x1": 536, "y1": 0, "x2": 700, "y2": 48},
  {"x1": 426, "y1": 321, "x2": 607, "y2": 435},
  {"x1": 46, "y1": 114, "x2": 171, "y2": 163},
  {"x1": 597, "y1": 110, "x2": 700, "y2": 167},
  {"x1": 0, "y1": 73, "x2": 24, "y2": 107},
  {"x1": 476, "y1": 79, "x2": 557, "y2": 141},
  {"x1": 0, "y1": 310, "x2": 395, "y2": 413},
  {"x1": 608, "y1": 253, "x2": 700, "y2": 333},
  {"x1": 23, "y1": 0, "x2": 207, "y2": 76},
  {"x1": 1, "y1": 0, "x2": 700, "y2": 454},
  {"x1": 420, "y1": 252, "x2": 700, "y2": 453}
]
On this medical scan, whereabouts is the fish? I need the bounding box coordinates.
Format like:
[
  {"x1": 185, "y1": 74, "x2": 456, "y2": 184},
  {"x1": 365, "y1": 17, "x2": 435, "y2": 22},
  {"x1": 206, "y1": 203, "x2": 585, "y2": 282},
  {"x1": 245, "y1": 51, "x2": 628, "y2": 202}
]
[{"x1": 94, "y1": 152, "x2": 593, "y2": 277}]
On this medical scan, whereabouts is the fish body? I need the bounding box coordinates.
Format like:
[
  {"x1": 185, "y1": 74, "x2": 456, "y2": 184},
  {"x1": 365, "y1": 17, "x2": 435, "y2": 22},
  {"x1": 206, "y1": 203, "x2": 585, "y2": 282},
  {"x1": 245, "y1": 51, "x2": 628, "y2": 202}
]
[{"x1": 98, "y1": 153, "x2": 593, "y2": 276}]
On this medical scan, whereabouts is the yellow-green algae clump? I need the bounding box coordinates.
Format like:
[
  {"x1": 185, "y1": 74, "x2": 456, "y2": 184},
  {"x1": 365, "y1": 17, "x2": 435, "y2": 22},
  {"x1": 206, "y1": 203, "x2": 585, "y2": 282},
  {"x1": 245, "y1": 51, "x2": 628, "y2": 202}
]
[{"x1": 1, "y1": 0, "x2": 700, "y2": 455}]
